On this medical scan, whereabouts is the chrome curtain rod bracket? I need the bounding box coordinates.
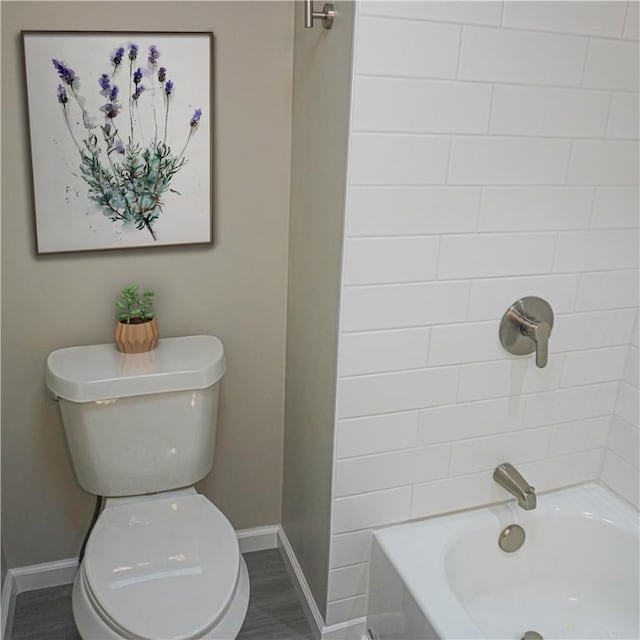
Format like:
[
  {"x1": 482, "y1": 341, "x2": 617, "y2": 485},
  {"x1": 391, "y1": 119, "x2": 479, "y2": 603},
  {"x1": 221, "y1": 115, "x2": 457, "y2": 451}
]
[{"x1": 304, "y1": 1, "x2": 335, "y2": 29}]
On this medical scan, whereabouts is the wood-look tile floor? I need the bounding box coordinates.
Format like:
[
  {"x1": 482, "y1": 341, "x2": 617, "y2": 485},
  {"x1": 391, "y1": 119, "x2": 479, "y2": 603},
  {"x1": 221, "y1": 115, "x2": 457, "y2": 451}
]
[{"x1": 11, "y1": 549, "x2": 315, "y2": 640}]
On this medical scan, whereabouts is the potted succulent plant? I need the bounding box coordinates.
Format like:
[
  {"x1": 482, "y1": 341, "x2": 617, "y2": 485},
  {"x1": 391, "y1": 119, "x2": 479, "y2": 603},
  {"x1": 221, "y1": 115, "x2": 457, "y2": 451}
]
[{"x1": 114, "y1": 285, "x2": 159, "y2": 353}]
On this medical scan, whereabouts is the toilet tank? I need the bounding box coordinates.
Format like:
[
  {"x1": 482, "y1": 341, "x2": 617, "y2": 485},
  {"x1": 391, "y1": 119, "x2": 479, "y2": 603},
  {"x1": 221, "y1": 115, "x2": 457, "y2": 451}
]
[{"x1": 46, "y1": 336, "x2": 225, "y2": 497}]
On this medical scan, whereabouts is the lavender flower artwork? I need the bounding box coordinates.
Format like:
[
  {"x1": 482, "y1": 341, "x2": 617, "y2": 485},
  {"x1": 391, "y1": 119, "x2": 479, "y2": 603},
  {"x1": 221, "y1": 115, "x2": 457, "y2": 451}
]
[
  {"x1": 23, "y1": 31, "x2": 211, "y2": 253},
  {"x1": 49, "y1": 42, "x2": 203, "y2": 241}
]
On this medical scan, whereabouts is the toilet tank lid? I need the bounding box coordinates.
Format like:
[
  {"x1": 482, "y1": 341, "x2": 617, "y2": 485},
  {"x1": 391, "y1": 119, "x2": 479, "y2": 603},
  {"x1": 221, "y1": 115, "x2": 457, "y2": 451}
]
[{"x1": 46, "y1": 335, "x2": 225, "y2": 402}]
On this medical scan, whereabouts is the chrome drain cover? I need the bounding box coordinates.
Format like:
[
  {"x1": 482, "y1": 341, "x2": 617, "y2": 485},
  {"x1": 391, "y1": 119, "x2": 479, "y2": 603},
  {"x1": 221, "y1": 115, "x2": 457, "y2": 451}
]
[
  {"x1": 522, "y1": 631, "x2": 543, "y2": 640},
  {"x1": 499, "y1": 524, "x2": 525, "y2": 552}
]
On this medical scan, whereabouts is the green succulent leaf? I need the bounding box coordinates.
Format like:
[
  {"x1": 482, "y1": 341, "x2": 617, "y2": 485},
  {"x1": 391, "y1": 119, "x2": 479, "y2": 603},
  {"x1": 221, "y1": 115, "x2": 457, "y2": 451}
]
[{"x1": 115, "y1": 285, "x2": 156, "y2": 321}]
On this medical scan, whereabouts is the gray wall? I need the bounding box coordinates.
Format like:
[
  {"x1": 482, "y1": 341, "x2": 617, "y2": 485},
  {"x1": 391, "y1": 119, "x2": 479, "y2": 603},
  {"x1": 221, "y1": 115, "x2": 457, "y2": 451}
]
[
  {"x1": 282, "y1": 0, "x2": 354, "y2": 621},
  {"x1": 1, "y1": 1, "x2": 294, "y2": 568},
  {"x1": 1, "y1": 545, "x2": 6, "y2": 589}
]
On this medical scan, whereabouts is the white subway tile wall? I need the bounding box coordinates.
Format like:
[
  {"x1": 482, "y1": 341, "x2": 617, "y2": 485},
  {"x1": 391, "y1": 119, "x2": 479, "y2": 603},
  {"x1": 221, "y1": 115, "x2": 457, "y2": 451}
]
[
  {"x1": 606, "y1": 93, "x2": 640, "y2": 139},
  {"x1": 360, "y1": 1, "x2": 504, "y2": 26},
  {"x1": 353, "y1": 77, "x2": 493, "y2": 134},
  {"x1": 489, "y1": 86, "x2": 611, "y2": 138},
  {"x1": 346, "y1": 187, "x2": 481, "y2": 236},
  {"x1": 501, "y1": 1, "x2": 628, "y2": 38},
  {"x1": 457, "y1": 27, "x2": 588, "y2": 86},
  {"x1": 624, "y1": 1, "x2": 640, "y2": 39},
  {"x1": 447, "y1": 137, "x2": 573, "y2": 185},
  {"x1": 478, "y1": 187, "x2": 594, "y2": 231},
  {"x1": 349, "y1": 133, "x2": 450, "y2": 184},
  {"x1": 327, "y1": 1, "x2": 639, "y2": 622},
  {"x1": 342, "y1": 237, "x2": 440, "y2": 285},
  {"x1": 338, "y1": 327, "x2": 430, "y2": 376},
  {"x1": 591, "y1": 187, "x2": 640, "y2": 227},
  {"x1": 356, "y1": 17, "x2": 461, "y2": 78},
  {"x1": 329, "y1": 530, "x2": 373, "y2": 568},
  {"x1": 325, "y1": 595, "x2": 369, "y2": 627},
  {"x1": 336, "y1": 411, "x2": 419, "y2": 458},
  {"x1": 602, "y1": 332, "x2": 640, "y2": 506},
  {"x1": 566, "y1": 140, "x2": 639, "y2": 184},
  {"x1": 457, "y1": 357, "x2": 565, "y2": 402},
  {"x1": 327, "y1": 564, "x2": 370, "y2": 601},
  {"x1": 551, "y1": 308, "x2": 637, "y2": 351},
  {"x1": 582, "y1": 38, "x2": 639, "y2": 91}
]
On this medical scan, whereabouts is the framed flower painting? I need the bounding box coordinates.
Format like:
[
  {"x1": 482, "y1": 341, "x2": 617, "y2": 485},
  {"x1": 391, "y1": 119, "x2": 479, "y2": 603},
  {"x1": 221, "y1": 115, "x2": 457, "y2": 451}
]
[{"x1": 22, "y1": 31, "x2": 213, "y2": 254}]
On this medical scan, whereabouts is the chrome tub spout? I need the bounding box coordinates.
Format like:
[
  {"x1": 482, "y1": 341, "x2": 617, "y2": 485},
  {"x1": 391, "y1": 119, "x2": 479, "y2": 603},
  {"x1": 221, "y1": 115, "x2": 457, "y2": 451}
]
[{"x1": 494, "y1": 463, "x2": 537, "y2": 510}]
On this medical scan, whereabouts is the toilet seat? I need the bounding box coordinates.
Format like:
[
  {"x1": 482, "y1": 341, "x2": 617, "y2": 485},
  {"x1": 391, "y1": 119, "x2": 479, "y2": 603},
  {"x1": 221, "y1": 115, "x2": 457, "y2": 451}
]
[{"x1": 82, "y1": 493, "x2": 241, "y2": 640}]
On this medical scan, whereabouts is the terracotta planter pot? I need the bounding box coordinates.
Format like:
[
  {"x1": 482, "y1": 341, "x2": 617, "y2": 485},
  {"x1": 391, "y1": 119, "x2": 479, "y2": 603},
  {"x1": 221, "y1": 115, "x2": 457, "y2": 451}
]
[{"x1": 114, "y1": 318, "x2": 159, "y2": 354}]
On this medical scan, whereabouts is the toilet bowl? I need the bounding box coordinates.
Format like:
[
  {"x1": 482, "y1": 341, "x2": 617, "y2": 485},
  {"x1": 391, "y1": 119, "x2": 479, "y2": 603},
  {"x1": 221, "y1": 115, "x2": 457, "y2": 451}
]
[
  {"x1": 72, "y1": 490, "x2": 249, "y2": 640},
  {"x1": 46, "y1": 335, "x2": 248, "y2": 639}
]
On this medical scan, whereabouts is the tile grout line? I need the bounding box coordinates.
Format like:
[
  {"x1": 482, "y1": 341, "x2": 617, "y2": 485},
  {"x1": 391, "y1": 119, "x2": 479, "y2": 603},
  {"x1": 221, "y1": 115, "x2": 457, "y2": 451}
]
[
  {"x1": 359, "y1": 12, "x2": 633, "y2": 43},
  {"x1": 355, "y1": 71, "x2": 639, "y2": 94}
]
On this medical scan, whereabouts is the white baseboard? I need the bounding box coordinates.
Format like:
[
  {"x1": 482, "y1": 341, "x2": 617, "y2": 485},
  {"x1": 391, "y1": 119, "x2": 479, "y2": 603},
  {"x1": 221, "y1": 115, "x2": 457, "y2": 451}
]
[
  {"x1": 236, "y1": 524, "x2": 280, "y2": 554},
  {"x1": 1, "y1": 572, "x2": 17, "y2": 640},
  {"x1": 4, "y1": 523, "x2": 279, "y2": 595},
  {"x1": 11, "y1": 558, "x2": 78, "y2": 594},
  {"x1": 276, "y1": 528, "x2": 368, "y2": 640},
  {"x1": 277, "y1": 527, "x2": 325, "y2": 639},
  {"x1": 2, "y1": 560, "x2": 76, "y2": 640}
]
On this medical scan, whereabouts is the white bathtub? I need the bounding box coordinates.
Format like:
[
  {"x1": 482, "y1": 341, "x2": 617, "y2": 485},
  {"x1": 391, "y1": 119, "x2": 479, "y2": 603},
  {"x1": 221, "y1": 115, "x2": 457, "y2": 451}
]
[{"x1": 367, "y1": 483, "x2": 639, "y2": 640}]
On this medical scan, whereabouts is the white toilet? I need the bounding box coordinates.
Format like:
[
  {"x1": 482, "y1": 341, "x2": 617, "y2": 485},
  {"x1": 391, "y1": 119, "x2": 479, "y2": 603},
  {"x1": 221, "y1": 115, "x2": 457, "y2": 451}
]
[{"x1": 46, "y1": 335, "x2": 249, "y2": 640}]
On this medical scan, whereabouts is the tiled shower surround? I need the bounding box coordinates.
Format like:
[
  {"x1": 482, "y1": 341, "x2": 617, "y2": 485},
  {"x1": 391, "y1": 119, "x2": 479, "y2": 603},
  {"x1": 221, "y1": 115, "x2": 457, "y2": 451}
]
[{"x1": 326, "y1": 1, "x2": 639, "y2": 628}]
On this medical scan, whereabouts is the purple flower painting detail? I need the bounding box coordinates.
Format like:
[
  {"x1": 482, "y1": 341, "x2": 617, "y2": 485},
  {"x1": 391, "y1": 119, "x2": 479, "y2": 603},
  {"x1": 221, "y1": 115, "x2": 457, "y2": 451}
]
[
  {"x1": 57, "y1": 85, "x2": 68, "y2": 104},
  {"x1": 51, "y1": 43, "x2": 204, "y2": 241},
  {"x1": 112, "y1": 47, "x2": 125, "y2": 70},
  {"x1": 52, "y1": 59, "x2": 76, "y2": 86},
  {"x1": 99, "y1": 73, "x2": 111, "y2": 94},
  {"x1": 190, "y1": 108, "x2": 202, "y2": 128},
  {"x1": 178, "y1": 108, "x2": 202, "y2": 157},
  {"x1": 100, "y1": 102, "x2": 120, "y2": 119},
  {"x1": 148, "y1": 45, "x2": 159, "y2": 65}
]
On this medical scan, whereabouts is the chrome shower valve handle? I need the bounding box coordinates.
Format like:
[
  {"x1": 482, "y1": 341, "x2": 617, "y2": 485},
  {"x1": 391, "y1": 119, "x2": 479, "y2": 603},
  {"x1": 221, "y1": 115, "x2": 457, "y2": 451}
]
[{"x1": 499, "y1": 297, "x2": 554, "y2": 369}]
